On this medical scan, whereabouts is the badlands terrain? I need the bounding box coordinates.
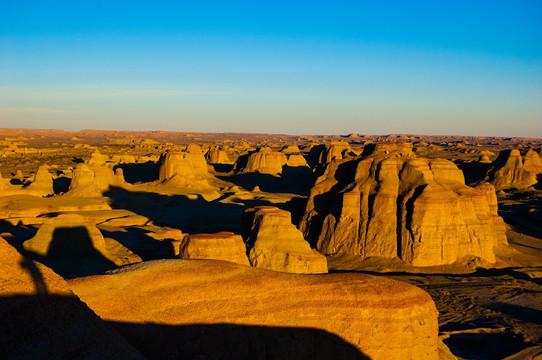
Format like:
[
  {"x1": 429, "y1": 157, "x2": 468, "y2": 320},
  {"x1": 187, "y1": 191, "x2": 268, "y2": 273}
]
[{"x1": 1, "y1": 128, "x2": 541, "y2": 359}]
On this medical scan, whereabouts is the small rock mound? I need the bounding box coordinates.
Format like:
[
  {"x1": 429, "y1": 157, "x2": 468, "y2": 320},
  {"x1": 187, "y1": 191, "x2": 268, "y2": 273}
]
[
  {"x1": 241, "y1": 206, "x2": 327, "y2": 274},
  {"x1": 286, "y1": 153, "x2": 309, "y2": 167},
  {"x1": 25, "y1": 165, "x2": 54, "y2": 196},
  {"x1": 205, "y1": 146, "x2": 231, "y2": 164},
  {"x1": 179, "y1": 232, "x2": 249, "y2": 265}
]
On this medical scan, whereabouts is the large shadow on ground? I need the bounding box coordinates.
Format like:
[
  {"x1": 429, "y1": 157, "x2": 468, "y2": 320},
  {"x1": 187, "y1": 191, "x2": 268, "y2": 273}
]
[
  {"x1": 218, "y1": 166, "x2": 316, "y2": 196},
  {"x1": 103, "y1": 186, "x2": 277, "y2": 234},
  {"x1": 114, "y1": 161, "x2": 160, "y2": 184}
]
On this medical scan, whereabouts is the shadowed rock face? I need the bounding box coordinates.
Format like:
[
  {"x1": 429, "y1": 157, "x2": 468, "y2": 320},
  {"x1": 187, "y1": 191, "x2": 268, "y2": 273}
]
[
  {"x1": 308, "y1": 141, "x2": 354, "y2": 166},
  {"x1": 235, "y1": 147, "x2": 287, "y2": 175},
  {"x1": 69, "y1": 259, "x2": 440, "y2": 360},
  {"x1": 486, "y1": 149, "x2": 542, "y2": 189},
  {"x1": 299, "y1": 143, "x2": 508, "y2": 266},
  {"x1": 179, "y1": 232, "x2": 250, "y2": 265},
  {"x1": 241, "y1": 206, "x2": 328, "y2": 274}
]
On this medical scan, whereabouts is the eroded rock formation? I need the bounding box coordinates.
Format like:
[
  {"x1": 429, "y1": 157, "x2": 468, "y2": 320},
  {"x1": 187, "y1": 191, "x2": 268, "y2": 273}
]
[
  {"x1": 486, "y1": 149, "x2": 542, "y2": 189},
  {"x1": 234, "y1": 147, "x2": 287, "y2": 175},
  {"x1": 241, "y1": 206, "x2": 327, "y2": 273},
  {"x1": 205, "y1": 146, "x2": 231, "y2": 164},
  {"x1": 69, "y1": 259, "x2": 440, "y2": 360},
  {"x1": 158, "y1": 145, "x2": 210, "y2": 186},
  {"x1": 25, "y1": 165, "x2": 54, "y2": 196},
  {"x1": 300, "y1": 142, "x2": 508, "y2": 266},
  {"x1": 179, "y1": 232, "x2": 249, "y2": 265},
  {"x1": 65, "y1": 163, "x2": 125, "y2": 197}
]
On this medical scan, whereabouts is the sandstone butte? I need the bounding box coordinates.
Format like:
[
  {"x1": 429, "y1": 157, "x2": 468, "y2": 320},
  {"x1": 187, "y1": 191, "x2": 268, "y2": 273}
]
[
  {"x1": 241, "y1": 206, "x2": 328, "y2": 274},
  {"x1": 234, "y1": 147, "x2": 288, "y2": 175},
  {"x1": 308, "y1": 141, "x2": 355, "y2": 166},
  {"x1": 158, "y1": 144, "x2": 210, "y2": 187},
  {"x1": 68, "y1": 259, "x2": 440, "y2": 360},
  {"x1": 486, "y1": 148, "x2": 542, "y2": 189},
  {"x1": 205, "y1": 146, "x2": 232, "y2": 164},
  {"x1": 179, "y1": 231, "x2": 250, "y2": 266},
  {"x1": 286, "y1": 153, "x2": 309, "y2": 167},
  {"x1": 0, "y1": 237, "x2": 144, "y2": 359},
  {"x1": 299, "y1": 142, "x2": 508, "y2": 266},
  {"x1": 65, "y1": 162, "x2": 125, "y2": 197}
]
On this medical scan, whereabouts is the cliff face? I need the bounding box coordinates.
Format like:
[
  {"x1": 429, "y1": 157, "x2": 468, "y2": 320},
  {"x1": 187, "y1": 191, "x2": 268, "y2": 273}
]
[
  {"x1": 486, "y1": 149, "x2": 542, "y2": 189},
  {"x1": 299, "y1": 143, "x2": 507, "y2": 266}
]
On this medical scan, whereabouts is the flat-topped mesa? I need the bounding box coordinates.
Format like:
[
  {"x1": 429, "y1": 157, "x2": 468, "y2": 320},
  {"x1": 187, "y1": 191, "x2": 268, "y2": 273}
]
[
  {"x1": 24, "y1": 165, "x2": 54, "y2": 196},
  {"x1": 280, "y1": 145, "x2": 301, "y2": 155},
  {"x1": 205, "y1": 146, "x2": 231, "y2": 164},
  {"x1": 158, "y1": 144, "x2": 210, "y2": 186},
  {"x1": 308, "y1": 141, "x2": 354, "y2": 166},
  {"x1": 65, "y1": 163, "x2": 125, "y2": 197},
  {"x1": 241, "y1": 206, "x2": 327, "y2": 274},
  {"x1": 486, "y1": 149, "x2": 541, "y2": 189},
  {"x1": 300, "y1": 142, "x2": 507, "y2": 267},
  {"x1": 179, "y1": 232, "x2": 249, "y2": 266},
  {"x1": 69, "y1": 260, "x2": 439, "y2": 360},
  {"x1": 234, "y1": 147, "x2": 287, "y2": 175}
]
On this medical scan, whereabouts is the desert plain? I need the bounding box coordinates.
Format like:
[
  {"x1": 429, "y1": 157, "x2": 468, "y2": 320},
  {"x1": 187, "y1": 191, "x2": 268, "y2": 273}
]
[{"x1": 1, "y1": 127, "x2": 541, "y2": 360}]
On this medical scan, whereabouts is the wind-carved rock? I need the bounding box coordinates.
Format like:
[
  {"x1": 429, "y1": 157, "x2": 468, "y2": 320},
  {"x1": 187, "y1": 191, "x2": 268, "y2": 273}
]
[
  {"x1": 25, "y1": 165, "x2": 54, "y2": 197},
  {"x1": 66, "y1": 163, "x2": 125, "y2": 197},
  {"x1": 205, "y1": 146, "x2": 231, "y2": 164},
  {"x1": 179, "y1": 232, "x2": 249, "y2": 265},
  {"x1": 158, "y1": 144, "x2": 210, "y2": 186},
  {"x1": 486, "y1": 149, "x2": 542, "y2": 189},
  {"x1": 307, "y1": 141, "x2": 355, "y2": 166},
  {"x1": 299, "y1": 142, "x2": 508, "y2": 266},
  {"x1": 241, "y1": 206, "x2": 328, "y2": 274},
  {"x1": 234, "y1": 147, "x2": 287, "y2": 175}
]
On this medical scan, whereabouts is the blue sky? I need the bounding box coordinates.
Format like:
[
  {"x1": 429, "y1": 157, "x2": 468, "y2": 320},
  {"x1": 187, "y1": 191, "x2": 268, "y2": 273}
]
[{"x1": 1, "y1": 1, "x2": 541, "y2": 136}]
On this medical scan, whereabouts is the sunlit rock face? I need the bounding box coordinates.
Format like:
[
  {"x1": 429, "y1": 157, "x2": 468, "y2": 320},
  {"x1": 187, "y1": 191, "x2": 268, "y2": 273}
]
[
  {"x1": 299, "y1": 142, "x2": 507, "y2": 266},
  {"x1": 25, "y1": 165, "x2": 54, "y2": 196},
  {"x1": 69, "y1": 259, "x2": 440, "y2": 360},
  {"x1": 234, "y1": 147, "x2": 288, "y2": 175},
  {"x1": 241, "y1": 206, "x2": 327, "y2": 274},
  {"x1": 205, "y1": 146, "x2": 231, "y2": 164},
  {"x1": 158, "y1": 144, "x2": 210, "y2": 186},
  {"x1": 486, "y1": 149, "x2": 542, "y2": 189},
  {"x1": 307, "y1": 141, "x2": 355, "y2": 166},
  {"x1": 65, "y1": 163, "x2": 125, "y2": 197},
  {"x1": 179, "y1": 232, "x2": 250, "y2": 266}
]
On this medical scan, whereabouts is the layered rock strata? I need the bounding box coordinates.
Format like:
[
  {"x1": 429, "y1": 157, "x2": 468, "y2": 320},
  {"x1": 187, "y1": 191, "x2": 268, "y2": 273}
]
[
  {"x1": 179, "y1": 232, "x2": 250, "y2": 265},
  {"x1": 234, "y1": 147, "x2": 287, "y2": 175},
  {"x1": 241, "y1": 206, "x2": 327, "y2": 274},
  {"x1": 300, "y1": 143, "x2": 508, "y2": 266},
  {"x1": 69, "y1": 259, "x2": 440, "y2": 360},
  {"x1": 158, "y1": 145, "x2": 210, "y2": 186}
]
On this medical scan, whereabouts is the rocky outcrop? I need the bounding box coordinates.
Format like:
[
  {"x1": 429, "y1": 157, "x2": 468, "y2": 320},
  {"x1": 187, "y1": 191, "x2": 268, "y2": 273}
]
[
  {"x1": 179, "y1": 232, "x2": 249, "y2": 265},
  {"x1": 286, "y1": 154, "x2": 309, "y2": 167},
  {"x1": 158, "y1": 145, "x2": 210, "y2": 186},
  {"x1": 205, "y1": 146, "x2": 231, "y2": 164},
  {"x1": 300, "y1": 142, "x2": 508, "y2": 266},
  {"x1": 234, "y1": 147, "x2": 287, "y2": 175},
  {"x1": 65, "y1": 163, "x2": 125, "y2": 197},
  {"x1": 241, "y1": 206, "x2": 327, "y2": 274},
  {"x1": 308, "y1": 141, "x2": 354, "y2": 166},
  {"x1": 69, "y1": 259, "x2": 440, "y2": 360},
  {"x1": 0, "y1": 237, "x2": 145, "y2": 359},
  {"x1": 25, "y1": 165, "x2": 54, "y2": 196},
  {"x1": 486, "y1": 149, "x2": 542, "y2": 189}
]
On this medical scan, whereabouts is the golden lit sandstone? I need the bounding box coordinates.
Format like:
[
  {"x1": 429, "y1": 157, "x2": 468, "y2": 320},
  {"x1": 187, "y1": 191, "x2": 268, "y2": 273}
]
[
  {"x1": 0, "y1": 237, "x2": 144, "y2": 359},
  {"x1": 205, "y1": 146, "x2": 231, "y2": 164},
  {"x1": 308, "y1": 141, "x2": 354, "y2": 166},
  {"x1": 69, "y1": 259, "x2": 439, "y2": 360},
  {"x1": 65, "y1": 163, "x2": 125, "y2": 197},
  {"x1": 25, "y1": 165, "x2": 54, "y2": 196},
  {"x1": 286, "y1": 153, "x2": 309, "y2": 167},
  {"x1": 158, "y1": 144, "x2": 210, "y2": 186},
  {"x1": 236, "y1": 147, "x2": 287, "y2": 175},
  {"x1": 179, "y1": 232, "x2": 249, "y2": 265},
  {"x1": 242, "y1": 206, "x2": 327, "y2": 274},
  {"x1": 23, "y1": 213, "x2": 140, "y2": 267},
  {"x1": 300, "y1": 142, "x2": 507, "y2": 266},
  {"x1": 486, "y1": 149, "x2": 541, "y2": 189}
]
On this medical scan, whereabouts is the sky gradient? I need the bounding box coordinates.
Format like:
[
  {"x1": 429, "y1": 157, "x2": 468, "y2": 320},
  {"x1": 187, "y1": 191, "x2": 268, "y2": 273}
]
[{"x1": 1, "y1": 1, "x2": 541, "y2": 137}]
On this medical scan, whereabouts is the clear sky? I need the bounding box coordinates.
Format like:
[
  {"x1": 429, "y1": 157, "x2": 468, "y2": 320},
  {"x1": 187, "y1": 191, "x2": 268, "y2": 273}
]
[{"x1": 1, "y1": 1, "x2": 541, "y2": 137}]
